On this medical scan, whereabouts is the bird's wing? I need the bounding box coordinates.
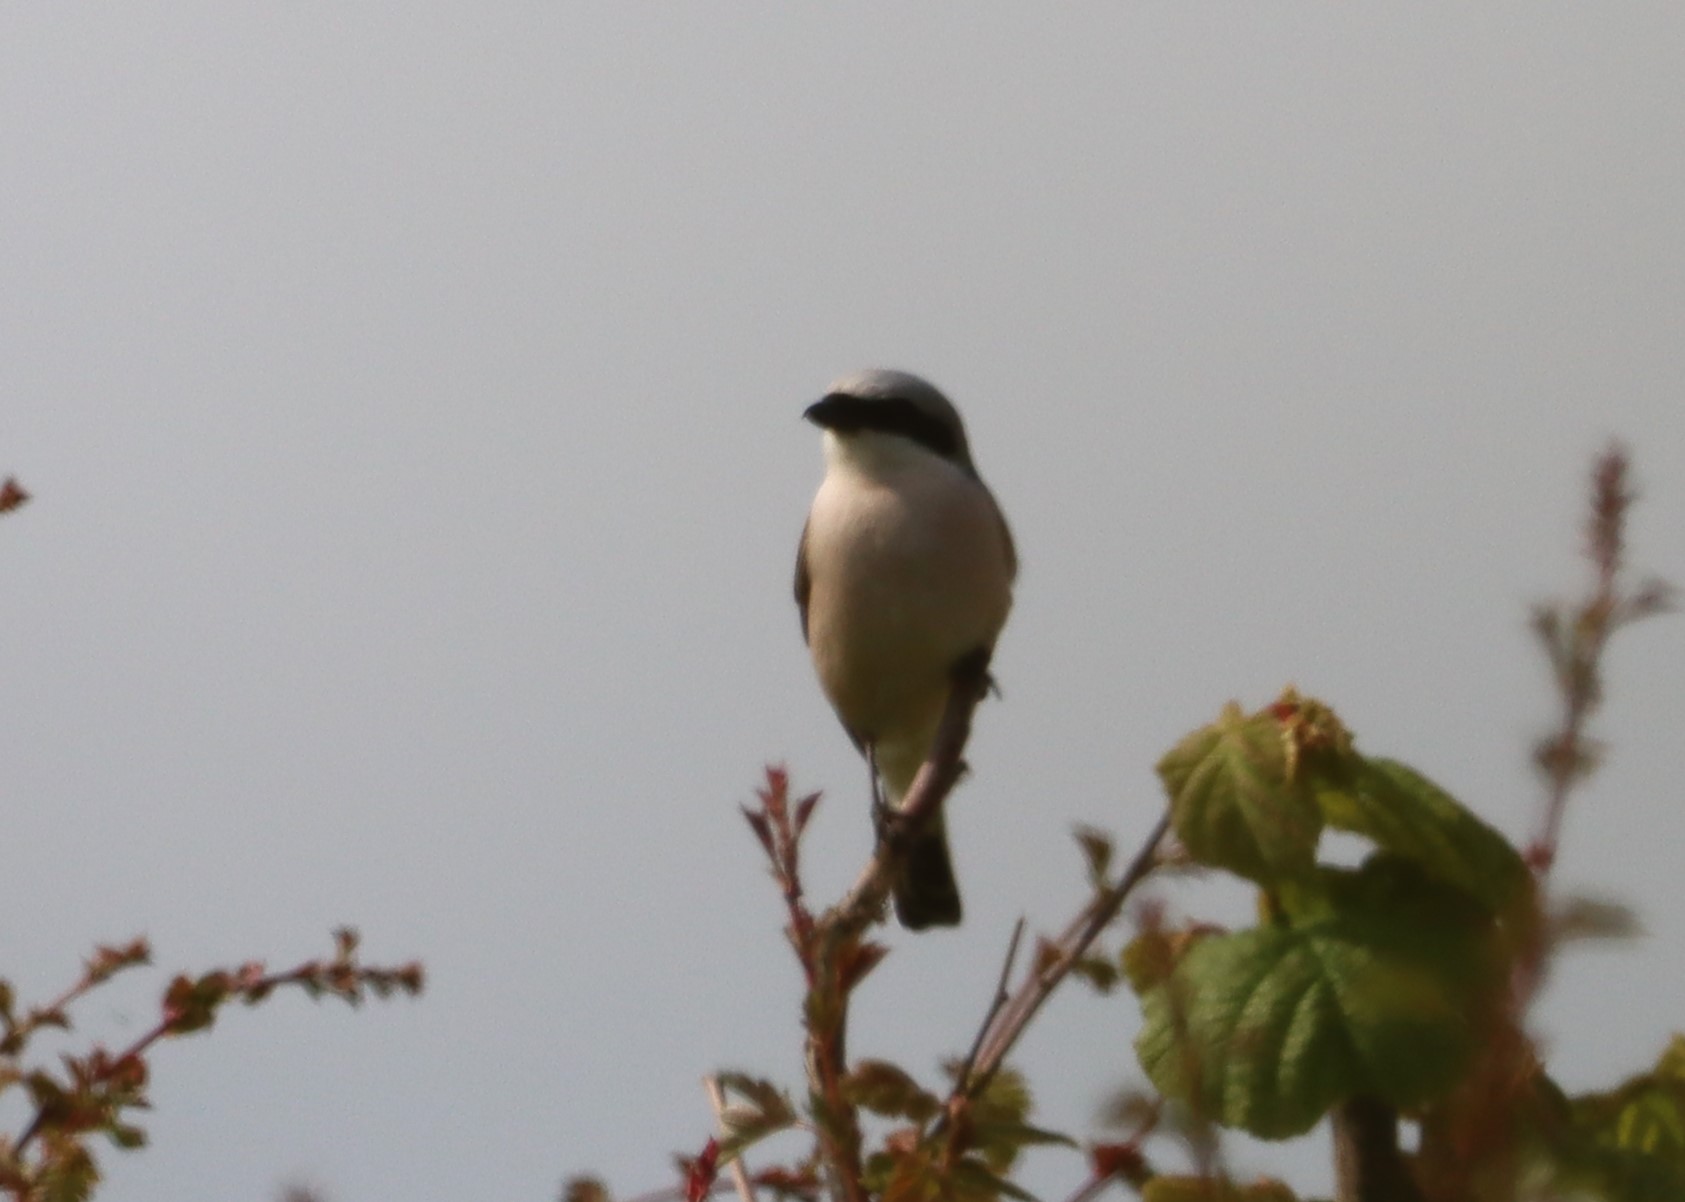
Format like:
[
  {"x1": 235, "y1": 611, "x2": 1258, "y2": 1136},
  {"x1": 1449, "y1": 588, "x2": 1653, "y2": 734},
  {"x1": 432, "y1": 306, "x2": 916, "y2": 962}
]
[{"x1": 793, "y1": 516, "x2": 813, "y2": 644}]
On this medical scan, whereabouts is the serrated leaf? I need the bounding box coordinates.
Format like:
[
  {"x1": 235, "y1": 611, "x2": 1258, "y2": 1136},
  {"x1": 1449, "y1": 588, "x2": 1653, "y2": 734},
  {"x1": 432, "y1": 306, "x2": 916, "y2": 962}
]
[
  {"x1": 1074, "y1": 825, "x2": 1113, "y2": 887},
  {"x1": 1550, "y1": 1142, "x2": 1685, "y2": 1202},
  {"x1": 1157, "y1": 703, "x2": 1322, "y2": 885},
  {"x1": 971, "y1": 1118, "x2": 1077, "y2": 1175},
  {"x1": 561, "y1": 1177, "x2": 612, "y2": 1202},
  {"x1": 40, "y1": 1140, "x2": 98, "y2": 1202},
  {"x1": 844, "y1": 1060, "x2": 939, "y2": 1123},
  {"x1": 716, "y1": 1104, "x2": 797, "y2": 1158},
  {"x1": 1571, "y1": 1039, "x2": 1685, "y2": 1157},
  {"x1": 1654, "y1": 1035, "x2": 1685, "y2": 1083},
  {"x1": 1096, "y1": 1086, "x2": 1160, "y2": 1135},
  {"x1": 1122, "y1": 930, "x2": 1177, "y2": 995},
  {"x1": 1314, "y1": 758, "x2": 1530, "y2": 916},
  {"x1": 1550, "y1": 1052, "x2": 1685, "y2": 1202},
  {"x1": 715, "y1": 1072, "x2": 794, "y2": 1125},
  {"x1": 105, "y1": 1123, "x2": 147, "y2": 1150},
  {"x1": 975, "y1": 1066, "x2": 1033, "y2": 1123},
  {"x1": 1135, "y1": 860, "x2": 1500, "y2": 1138},
  {"x1": 1071, "y1": 954, "x2": 1119, "y2": 994},
  {"x1": 950, "y1": 1157, "x2": 1039, "y2": 1202},
  {"x1": 1552, "y1": 895, "x2": 1643, "y2": 946}
]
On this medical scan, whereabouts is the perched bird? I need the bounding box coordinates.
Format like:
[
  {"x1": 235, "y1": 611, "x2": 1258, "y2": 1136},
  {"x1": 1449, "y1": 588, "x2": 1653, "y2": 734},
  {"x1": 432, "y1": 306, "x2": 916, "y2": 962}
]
[{"x1": 794, "y1": 369, "x2": 1016, "y2": 929}]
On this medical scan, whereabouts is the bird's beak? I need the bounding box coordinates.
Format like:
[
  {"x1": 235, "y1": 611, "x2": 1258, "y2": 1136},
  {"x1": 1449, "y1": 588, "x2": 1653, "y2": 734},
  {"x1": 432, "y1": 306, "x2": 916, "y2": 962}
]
[{"x1": 803, "y1": 394, "x2": 850, "y2": 429}]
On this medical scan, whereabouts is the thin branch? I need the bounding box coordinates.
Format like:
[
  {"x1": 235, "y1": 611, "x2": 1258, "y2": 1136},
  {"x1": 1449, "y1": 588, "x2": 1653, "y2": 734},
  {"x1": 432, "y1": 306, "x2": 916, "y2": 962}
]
[
  {"x1": 704, "y1": 1076, "x2": 761, "y2": 1202},
  {"x1": 1333, "y1": 1097, "x2": 1422, "y2": 1202},
  {"x1": 743, "y1": 770, "x2": 868, "y2": 1202},
  {"x1": 11, "y1": 936, "x2": 421, "y2": 1156},
  {"x1": 1059, "y1": 1168, "x2": 1123, "y2": 1202},
  {"x1": 947, "y1": 810, "x2": 1170, "y2": 1128},
  {"x1": 953, "y1": 917, "x2": 1026, "y2": 1094},
  {"x1": 1530, "y1": 443, "x2": 1673, "y2": 879}
]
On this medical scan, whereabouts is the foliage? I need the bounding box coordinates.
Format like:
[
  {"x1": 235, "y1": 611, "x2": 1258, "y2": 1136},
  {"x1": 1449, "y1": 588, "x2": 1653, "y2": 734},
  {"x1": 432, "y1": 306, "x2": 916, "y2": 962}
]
[
  {"x1": 0, "y1": 929, "x2": 422, "y2": 1201},
  {"x1": 0, "y1": 483, "x2": 424, "y2": 1201},
  {"x1": 569, "y1": 444, "x2": 1677, "y2": 1202}
]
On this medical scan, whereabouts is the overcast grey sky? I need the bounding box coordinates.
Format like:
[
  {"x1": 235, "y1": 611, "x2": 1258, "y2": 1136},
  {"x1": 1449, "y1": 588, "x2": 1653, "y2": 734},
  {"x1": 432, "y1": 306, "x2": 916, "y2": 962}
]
[{"x1": 1, "y1": 6, "x2": 1681, "y2": 1199}]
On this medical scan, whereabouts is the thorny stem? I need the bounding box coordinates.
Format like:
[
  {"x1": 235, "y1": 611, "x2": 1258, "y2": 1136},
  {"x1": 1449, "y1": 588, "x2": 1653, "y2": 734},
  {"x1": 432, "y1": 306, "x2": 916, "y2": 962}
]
[
  {"x1": 745, "y1": 771, "x2": 868, "y2": 1202},
  {"x1": 948, "y1": 810, "x2": 1171, "y2": 1131},
  {"x1": 1530, "y1": 444, "x2": 1673, "y2": 881},
  {"x1": 1333, "y1": 1098, "x2": 1422, "y2": 1202},
  {"x1": 10, "y1": 941, "x2": 420, "y2": 1157},
  {"x1": 1416, "y1": 445, "x2": 1672, "y2": 1202},
  {"x1": 952, "y1": 917, "x2": 1026, "y2": 1097},
  {"x1": 704, "y1": 1076, "x2": 760, "y2": 1202},
  {"x1": 3, "y1": 940, "x2": 150, "y2": 1055}
]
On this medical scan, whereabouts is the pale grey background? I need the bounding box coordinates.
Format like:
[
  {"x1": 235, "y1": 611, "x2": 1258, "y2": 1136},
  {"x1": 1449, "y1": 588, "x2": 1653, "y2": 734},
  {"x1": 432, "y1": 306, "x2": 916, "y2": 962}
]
[{"x1": 1, "y1": 5, "x2": 1681, "y2": 1200}]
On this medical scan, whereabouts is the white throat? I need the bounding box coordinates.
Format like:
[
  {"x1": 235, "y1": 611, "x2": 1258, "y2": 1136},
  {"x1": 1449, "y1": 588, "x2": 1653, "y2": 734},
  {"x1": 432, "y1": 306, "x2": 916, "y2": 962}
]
[{"x1": 823, "y1": 429, "x2": 961, "y2": 483}]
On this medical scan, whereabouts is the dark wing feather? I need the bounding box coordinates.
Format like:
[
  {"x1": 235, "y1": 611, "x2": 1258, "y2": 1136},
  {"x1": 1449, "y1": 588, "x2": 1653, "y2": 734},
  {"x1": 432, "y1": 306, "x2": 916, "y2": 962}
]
[{"x1": 794, "y1": 517, "x2": 813, "y2": 644}]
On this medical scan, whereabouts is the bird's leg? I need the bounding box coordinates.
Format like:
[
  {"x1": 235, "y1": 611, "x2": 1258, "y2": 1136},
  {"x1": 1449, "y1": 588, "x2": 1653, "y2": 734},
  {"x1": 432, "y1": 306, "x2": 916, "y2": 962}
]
[{"x1": 866, "y1": 742, "x2": 893, "y2": 841}]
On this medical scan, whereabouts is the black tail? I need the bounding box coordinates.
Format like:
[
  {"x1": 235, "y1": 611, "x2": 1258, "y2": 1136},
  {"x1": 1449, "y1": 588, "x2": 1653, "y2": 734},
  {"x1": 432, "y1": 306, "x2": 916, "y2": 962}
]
[{"x1": 893, "y1": 820, "x2": 962, "y2": 930}]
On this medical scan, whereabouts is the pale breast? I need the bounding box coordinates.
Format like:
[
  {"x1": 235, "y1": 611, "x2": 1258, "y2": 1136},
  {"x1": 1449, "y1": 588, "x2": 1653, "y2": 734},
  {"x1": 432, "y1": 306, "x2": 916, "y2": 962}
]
[{"x1": 802, "y1": 459, "x2": 1013, "y2": 749}]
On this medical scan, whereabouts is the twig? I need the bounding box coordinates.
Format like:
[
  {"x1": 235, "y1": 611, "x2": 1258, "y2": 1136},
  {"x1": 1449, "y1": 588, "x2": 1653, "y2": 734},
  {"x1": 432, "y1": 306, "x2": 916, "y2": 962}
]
[
  {"x1": 744, "y1": 770, "x2": 868, "y2": 1202},
  {"x1": 943, "y1": 810, "x2": 1170, "y2": 1133},
  {"x1": 1529, "y1": 444, "x2": 1674, "y2": 880},
  {"x1": 704, "y1": 1076, "x2": 761, "y2": 1202},
  {"x1": 1333, "y1": 1097, "x2": 1422, "y2": 1202},
  {"x1": 1059, "y1": 1168, "x2": 1122, "y2": 1202},
  {"x1": 11, "y1": 935, "x2": 420, "y2": 1156},
  {"x1": 952, "y1": 917, "x2": 1026, "y2": 1096}
]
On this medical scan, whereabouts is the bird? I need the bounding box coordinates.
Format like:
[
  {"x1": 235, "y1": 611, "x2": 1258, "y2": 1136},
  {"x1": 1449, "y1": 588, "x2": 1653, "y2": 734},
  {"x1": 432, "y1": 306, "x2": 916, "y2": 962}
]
[{"x1": 794, "y1": 369, "x2": 1016, "y2": 929}]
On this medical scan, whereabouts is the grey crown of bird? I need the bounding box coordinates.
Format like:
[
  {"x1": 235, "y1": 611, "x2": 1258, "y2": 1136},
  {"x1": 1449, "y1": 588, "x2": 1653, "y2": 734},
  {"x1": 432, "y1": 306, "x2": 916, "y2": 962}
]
[{"x1": 795, "y1": 369, "x2": 1016, "y2": 930}]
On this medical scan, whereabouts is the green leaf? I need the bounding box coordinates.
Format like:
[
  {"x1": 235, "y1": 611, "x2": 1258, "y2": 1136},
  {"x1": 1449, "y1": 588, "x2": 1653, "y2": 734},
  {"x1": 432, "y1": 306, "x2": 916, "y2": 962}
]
[
  {"x1": 1548, "y1": 1049, "x2": 1685, "y2": 1202},
  {"x1": 1071, "y1": 954, "x2": 1120, "y2": 994},
  {"x1": 561, "y1": 1176, "x2": 613, "y2": 1202},
  {"x1": 970, "y1": 1118, "x2": 1076, "y2": 1176},
  {"x1": 1157, "y1": 703, "x2": 1323, "y2": 886},
  {"x1": 1552, "y1": 895, "x2": 1644, "y2": 946},
  {"x1": 40, "y1": 1140, "x2": 98, "y2": 1202},
  {"x1": 712, "y1": 1072, "x2": 797, "y2": 1158},
  {"x1": 843, "y1": 1060, "x2": 939, "y2": 1124},
  {"x1": 1135, "y1": 859, "x2": 1500, "y2": 1138},
  {"x1": 1655, "y1": 1035, "x2": 1685, "y2": 1083},
  {"x1": 950, "y1": 1157, "x2": 1039, "y2": 1202},
  {"x1": 974, "y1": 1065, "x2": 1033, "y2": 1123},
  {"x1": 1074, "y1": 825, "x2": 1114, "y2": 888},
  {"x1": 105, "y1": 1123, "x2": 147, "y2": 1150},
  {"x1": 1314, "y1": 758, "x2": 1530, "y2": 916},
  {"x1": 1568, "y1": 1035, "x2": 1685, "y2": 1152},
  {"x1": 714, "y1": 1072, "x2": 794, "y2": 1123}
]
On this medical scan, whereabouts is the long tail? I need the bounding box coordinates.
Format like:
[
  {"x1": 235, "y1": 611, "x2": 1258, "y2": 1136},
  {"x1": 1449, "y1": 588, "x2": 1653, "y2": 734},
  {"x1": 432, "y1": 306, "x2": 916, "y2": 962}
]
[{"x1": 893, "y1": 813, "x2": 962, "y2": 930}]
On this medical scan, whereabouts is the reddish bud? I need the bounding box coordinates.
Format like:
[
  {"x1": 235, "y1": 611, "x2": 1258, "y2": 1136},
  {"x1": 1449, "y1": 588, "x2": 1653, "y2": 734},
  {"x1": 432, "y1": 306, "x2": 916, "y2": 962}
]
[
  {"x1": 1090, "y1": 1141, "x2": 1147, "y2": 1180},
  {"x1": 684, "y1": 1137, "x2": 719, "y2": 1202}
]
